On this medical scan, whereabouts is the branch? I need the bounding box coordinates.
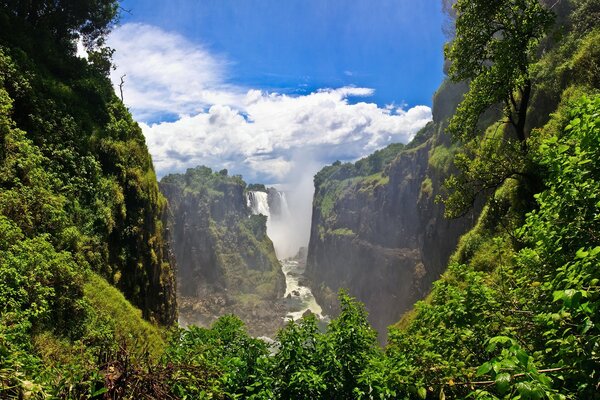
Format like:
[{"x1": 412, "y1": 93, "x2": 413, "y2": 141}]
[
  {"x1": 119, "y1": 6, "x2": 133, "y2": 15},
  {"x1": 460, "y1": 367, "x2": 567, "y2": 386},
  {"x1": 548, "y1": 0, "x2": 563, "y2": 10},
  {"x1": 509, "y1": 91, "x2": 518, "y2": 112},
  {"x1": 119, "y1": 74, "x2": 126, "y2": 102}
]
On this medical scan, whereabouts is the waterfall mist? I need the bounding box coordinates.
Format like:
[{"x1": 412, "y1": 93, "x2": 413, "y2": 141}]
[
  {"x1": 247, "y1": 157, "x2": 320, "y2": 259},
  {"x1": 268, "y1": 171, "x2": 315, "y2": 259}
]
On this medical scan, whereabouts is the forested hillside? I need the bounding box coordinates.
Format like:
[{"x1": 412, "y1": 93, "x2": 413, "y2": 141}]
[
  {"x1": 0, "y1": 0, "x2": 176, "y2": 395},
  {"x1": 306, "y1": 79, "x2": 477, "y2": 343},
  {"x1": 0, "y1": 0, "x2": 599, "y2": 398},
  {"x1": 160, "y1": 166, "x2": 286, "y2": 336}
]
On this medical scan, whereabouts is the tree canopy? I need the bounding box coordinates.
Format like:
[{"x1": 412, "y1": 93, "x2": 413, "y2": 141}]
[
  {"x1": 0, "y1": 0, "x2": 118, "y2": 48},
  {"x1": 445, "y1": 0, "x2": 554, "y2": 145}
]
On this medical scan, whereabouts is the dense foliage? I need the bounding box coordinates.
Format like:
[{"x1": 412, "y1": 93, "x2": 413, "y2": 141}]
[
  {"x1": 136, "y1": 92, "x2": 599, "y2": 400},
  {"x1": 314, "y1": 142, "x2": 404, "y2": 187},
  {"x1": 1, "y1": 0, "x2": 599, "y2": 398},
  {"x1": 160, "y1": 166, "x2": 285, "y2": 337},
  {"x1": 0, "y1": 1, "x2": 176, "y2": 396},
  {"x1": 443, "y1": 0, "x2": 599, "y2": 218}
]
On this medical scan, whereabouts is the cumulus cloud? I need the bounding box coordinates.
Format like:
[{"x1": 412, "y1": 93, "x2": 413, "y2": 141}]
[
  {"x1": 107, "y1": 22, "x2": 433, "y2": 254},
  {"x1": 141, "y1": 89, "x2": 431, "y2": 181},
  {"x1": 108, "y1": 23, "x2": 432, "y2": 183},
  {"x1": 108, "y1": 23, "x2": 245, "y2": 121}
]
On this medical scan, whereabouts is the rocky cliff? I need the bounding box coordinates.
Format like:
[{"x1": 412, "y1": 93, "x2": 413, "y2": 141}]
[
  {"x1": 160, "y1": 167, "x2": 286, "y2": 336},
  {"x1": 306, "y1": 80, "x2": 480, "y2": 341}
]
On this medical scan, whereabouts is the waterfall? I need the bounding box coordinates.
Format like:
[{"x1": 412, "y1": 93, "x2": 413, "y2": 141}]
[
  {"x1": 247, "y1": 188, "x2": 298, "y2": 259},
  {"x1": 247, "y1": 191, "x2": 271, "y2": 217},
  {"x1": 247, "y1": 189, "x2": 326, "y2": 321},
  {"x1": 276, "y1": 191, "x2": 291, "y2": 220}
]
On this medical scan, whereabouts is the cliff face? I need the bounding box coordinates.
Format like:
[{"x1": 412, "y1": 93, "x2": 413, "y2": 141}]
[
  {"x1": 0, "y1": 15, "x2": 177, "y2": 326},
  {"x1": 307, "y1": 81, "x2": 478, "y2": 341},
  {"x1": 160, "y1": 167, "x2": 286, "y2": 335}
]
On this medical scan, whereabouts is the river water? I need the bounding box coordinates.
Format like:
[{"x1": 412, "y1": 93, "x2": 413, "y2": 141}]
[
  {"x1": 280, "y1": 258, "x2": 328, "y2": 323},
  {"x1": 246, "y1": 189, "x2": 328, "y2": 324}
]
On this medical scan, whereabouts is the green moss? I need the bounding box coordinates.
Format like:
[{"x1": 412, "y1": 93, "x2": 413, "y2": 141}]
[
  {"x1": 428, "y1": 144, "x2": 457, "y2": 174},
  {"x1": 319, "y1": 179, "x2": 350, "y2": 220},
  {"x1": 331, "y1": 228, "x2": 355, "y2": 237},
  {"x1": 357, "y1": 172, "x2": 389, "y2": 194},
  {"x1": 419, "y1": 177, "x2": 433, "y2": 200}
]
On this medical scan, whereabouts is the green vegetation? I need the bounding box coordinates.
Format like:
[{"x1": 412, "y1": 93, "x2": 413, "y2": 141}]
[
  {"x1": 314, "y1": 142, "x2": 404, "y2": 188},
  {"x1": 442, "y1": 0, "x2": 599, "y2": 219},
  {"x1": 446, "y1": 0, "x2": 554, "y2": 145},
  {"x1": 331, "y1": 228, "x2": 356, "y2": 237},
  {"x1": 84, "y1": 273, "x2": 166, "y2": 359},
  {"x1": 419, "y1": 176, "x2": 433, "y2": 201},
  {"x1": 1, "y1": 0, "x2": 600, "y2": 398},
  {"x1": 428, "y1": 143, "x2": 457, "y2": 175},
  {"x1": 0, "y1": 1, "x2": 175, "y2": 395},
  {"x1": 247, "y1": 183, "x2": 268, "y2": 192},
  {"x1": 382, "y1": 93, "x2": 600, "y2": 400},
  {"x1": 161, "y1": 166, "x2": 283, "y2": 304},
  {"x1": 313, "y1": 144, "x2": 399, "y2": 229}
]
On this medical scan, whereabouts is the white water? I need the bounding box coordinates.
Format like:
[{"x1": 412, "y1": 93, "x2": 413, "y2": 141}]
[
  {"x1": 247, "y1": 191, "x2": 270, "y2": 217},
  {"x1": 275, "y1": 191, "x2": 292, "y2": 220},
  {"x1": 281, "y1": 258, "x2": 327, "y2": 321},
  {"x1": 247, "y1": 190, "x2": 327, "y2": 321}
]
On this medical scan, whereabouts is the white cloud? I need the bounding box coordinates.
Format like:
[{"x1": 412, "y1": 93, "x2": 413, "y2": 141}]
[
  {"x1": 108, "y1": 23, "x2": 245, "y2": 121},
  {"x1": 141, "y1": 88, "x2": 431, "y2": 181},
  {"x1": 108, "y1": 23, "x2": 432, "y2": 183}
]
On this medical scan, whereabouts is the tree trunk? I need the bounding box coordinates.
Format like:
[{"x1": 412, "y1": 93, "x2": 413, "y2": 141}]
[{"x1": 516, "y1": 79, "x2": 531, "y2": 151}]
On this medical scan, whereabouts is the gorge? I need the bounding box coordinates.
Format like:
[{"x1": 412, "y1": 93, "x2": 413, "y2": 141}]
[
  {"x1": 2, "y1": 0, "x2": 599, "y2": 397},
  {"x1": 161, "y1": 168, "x2": 327, "y2": 337},
  {"x1": 158, "y1": 81, "x2": 479, "y2": 343}
]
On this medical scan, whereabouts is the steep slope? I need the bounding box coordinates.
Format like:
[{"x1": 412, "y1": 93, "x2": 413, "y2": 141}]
[
  {"x1": 0, "y1": 9, "x2": 176, "y2": 326},
  {"x1": 306, "y1": 80, "x2": 478, "y2": 340},
  {"x1": 0, "y1": 2, "x2": 176, "y2": 394},
  {"x1": 160, "y1": 167, "x2": 286, "y2": 336}
]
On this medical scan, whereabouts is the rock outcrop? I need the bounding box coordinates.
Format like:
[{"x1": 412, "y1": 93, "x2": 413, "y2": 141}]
[
  {"x1": 160, "y1": 167, "x2": 286, "y2": 336},
  {"x1": 306, "y1": 81, "x2": 480, "y2": 342}
]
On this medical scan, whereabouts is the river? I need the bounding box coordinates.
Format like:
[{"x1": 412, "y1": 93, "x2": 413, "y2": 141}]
[{"x1": 280, "y1": 258, "x2": 328, "y2": 323}]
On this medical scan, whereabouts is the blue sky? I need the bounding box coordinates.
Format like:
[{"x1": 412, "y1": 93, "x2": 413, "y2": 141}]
[
  {"x1": 105, "y1": 0, "x2": 446, "y2": 184},
  {"x1": 118, "y1": 0, "x2": 445, "y2": 109}
]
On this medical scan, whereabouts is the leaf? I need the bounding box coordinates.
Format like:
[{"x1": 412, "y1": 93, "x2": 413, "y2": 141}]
[
  {"x1": 516, "y1": 349, "x2": 529, "y2": 367},
  {"x1": 537, "y1": 373, "x2": 553, "y2": 387},
  {"x1": 476, "y1": 362, "x2": 493, "y2": 376},
  {"x1": 495, "y1": 372, "x2": 511, "y2": 394},
  {"x1": 552, "y1": 290, "x2": 564, "y2": 303},
  {"x1": 487, "y1": 336, "x2": 513, "y2": 351},
  {"x1": 92, "y1": 387, "x2": 108, "y2": 396},
  {"x1": 439, "y1": 387, "x2": 446, "y2": 400},
  {"x1": 516, "y1": 381, "x2": 534, "y2": 397},
  {"x1": 575, "y1": 248, "x2": 589, "y2": 259},
  {"x1": 418, "y1": 387, "x2": 427, "y2": 399}
]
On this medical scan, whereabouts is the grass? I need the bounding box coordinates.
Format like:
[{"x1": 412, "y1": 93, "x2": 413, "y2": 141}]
[
  {"x1": 84, "y1": 273, "x2": 166, "y2": 360},
  {"x1": 419, "y1": 177, "x2": 433, "y2": 201},
  {"x1": 428, "y1": 144, "x2": 457, "y2": 175},
  {"x1": 357, "y1": 173, "x2": 390, "y2": 194}
]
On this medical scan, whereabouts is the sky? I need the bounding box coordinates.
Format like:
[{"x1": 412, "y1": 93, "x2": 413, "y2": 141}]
[{"x1": 105, "y1": 0, "x2": 446, "y2": 184}]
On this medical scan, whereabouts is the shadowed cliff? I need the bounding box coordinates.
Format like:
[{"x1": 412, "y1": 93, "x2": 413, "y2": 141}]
[
  {"x1": 160, "y1": 166, "x2": 287, "y2": 336},
  {"x1": 306, "y1": 80, "x2": 481, "y2": 342}
]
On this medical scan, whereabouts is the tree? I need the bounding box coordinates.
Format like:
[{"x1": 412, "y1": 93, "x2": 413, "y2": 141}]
[
  {"x1": 445, "y1": 0, "x2": 554, "y2": 148},
  {"x1": 321, "y1": 290, "x2": 379, "y2": 399},
  {"x1": 0, "y1": 0, "x2": 119, "y2": 48},
  {"x1": 441, "y1": 0, "x2": 554, "y2": 218}
]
